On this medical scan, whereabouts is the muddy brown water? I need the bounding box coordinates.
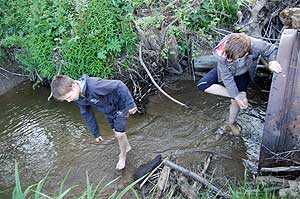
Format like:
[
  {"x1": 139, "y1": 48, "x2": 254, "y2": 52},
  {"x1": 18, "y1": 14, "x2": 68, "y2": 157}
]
[{"x1": 0, "y1": 79, "x2": 269, "y2": 198}]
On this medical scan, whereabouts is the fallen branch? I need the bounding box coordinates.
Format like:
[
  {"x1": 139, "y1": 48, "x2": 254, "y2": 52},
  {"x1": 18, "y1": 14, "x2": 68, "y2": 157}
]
[
  {"x1": 139, "y1": 44, "x2": 189, "y2": 108},
  {"x1": 164, "y1": 160, "x2": 230, "y2": 198},
  {"x1": 261, "y1": 166, "x2": 300, "y2": 173},
  {"x1": 0, "y1": 67, "x2": 28, "y2": 77}
]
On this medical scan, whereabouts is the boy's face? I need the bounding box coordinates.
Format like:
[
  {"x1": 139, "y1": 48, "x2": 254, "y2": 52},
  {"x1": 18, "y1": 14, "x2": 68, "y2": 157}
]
[{"x1": 63, "y1": 83, "x2": 80, "y2": 102}]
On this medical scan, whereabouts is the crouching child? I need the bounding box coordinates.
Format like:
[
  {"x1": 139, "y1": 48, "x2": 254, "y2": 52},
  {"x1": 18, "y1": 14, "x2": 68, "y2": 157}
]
[
  {"x1": 197, "y1": 33, "x2": 282, "y2": 135},
  {"x1": 50, "y1": 75, "x2": 137, "y2": 170}
]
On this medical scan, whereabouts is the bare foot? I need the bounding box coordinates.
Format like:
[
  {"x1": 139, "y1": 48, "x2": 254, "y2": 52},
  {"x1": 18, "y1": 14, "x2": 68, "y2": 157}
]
[
  {"x1": 126, "y1": 145, "x2": 132, "y2": 153},
  {"x1": 116, "y1": 155, "x2": 126, "y2": 170}
]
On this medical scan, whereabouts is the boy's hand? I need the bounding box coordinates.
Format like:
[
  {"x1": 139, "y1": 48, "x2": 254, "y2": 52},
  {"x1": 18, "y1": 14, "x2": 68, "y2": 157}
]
[
  {"x1": 129, "y1": 107, "x2": 137, "y2": 114},
  {"x1": 95, "y1": 136, "x2": 104, "y2": 143},
  {"x1": 269, "y1": 61, "x2": 282, "y2": 73},
  {"x1": 234, "y1": 92, "x2": 248, "y2": 109}
]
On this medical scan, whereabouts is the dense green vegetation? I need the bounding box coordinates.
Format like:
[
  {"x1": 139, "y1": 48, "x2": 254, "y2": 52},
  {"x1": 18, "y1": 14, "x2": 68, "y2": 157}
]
[
  {"x1": 0, "y1": 0, "x2": 243, "y2": 80},
  {"x1": 0, "y1": 0, "x2": 136, "y2": 79}
]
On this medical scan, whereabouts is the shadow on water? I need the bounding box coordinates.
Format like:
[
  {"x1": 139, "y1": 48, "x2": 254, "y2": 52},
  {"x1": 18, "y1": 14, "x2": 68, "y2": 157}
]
[{"x1": 0, "y1": 80, "x2": 268, "y2": 197}]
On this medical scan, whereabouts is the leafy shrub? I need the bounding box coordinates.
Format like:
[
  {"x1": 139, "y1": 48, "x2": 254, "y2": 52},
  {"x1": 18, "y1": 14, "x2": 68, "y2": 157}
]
[
  {"x1": 186, "y1": 0, "x2": 243, "y2": 36},
  {"x1": 0, "y1": 0, "x2": 137, "y2": 79}
]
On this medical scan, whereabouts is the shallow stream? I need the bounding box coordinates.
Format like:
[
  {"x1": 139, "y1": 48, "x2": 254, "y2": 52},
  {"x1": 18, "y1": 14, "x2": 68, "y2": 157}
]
[{"x1": 0, "y1": 79, "x2": 269, "y2": 197}]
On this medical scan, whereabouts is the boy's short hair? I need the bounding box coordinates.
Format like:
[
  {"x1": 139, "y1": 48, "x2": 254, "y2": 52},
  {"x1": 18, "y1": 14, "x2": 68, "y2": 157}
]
[
  {"x1": 224, "y1": 33, "x2": 251, "y2": 60},
  {"x1": 50, "y1": 75, "x2": 75, "y2": 100}
]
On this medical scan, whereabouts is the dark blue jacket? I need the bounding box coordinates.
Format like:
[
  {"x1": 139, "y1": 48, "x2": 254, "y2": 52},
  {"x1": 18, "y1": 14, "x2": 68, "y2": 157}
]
[{"x1": 74, "y1": 75, "x2": 136, "y2": 138}]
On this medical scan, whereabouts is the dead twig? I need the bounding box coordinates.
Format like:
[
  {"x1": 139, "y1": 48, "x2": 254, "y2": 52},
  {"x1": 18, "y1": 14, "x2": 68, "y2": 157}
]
[
  {"x1": 164, "y1": 160, "x2": 230, "y2": 198},
  {"x1": 139, "y1": 43, "x2": 189, "y2": 108},
  {"x1": 0, "y1": 67, "x2": 28, "y2": 77}
]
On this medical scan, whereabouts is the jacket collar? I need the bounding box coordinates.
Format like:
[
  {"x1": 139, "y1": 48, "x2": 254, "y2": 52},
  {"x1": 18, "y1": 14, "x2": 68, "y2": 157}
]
[{"x1": 77, "y1": 74, "x2": 89, "y2": 98}]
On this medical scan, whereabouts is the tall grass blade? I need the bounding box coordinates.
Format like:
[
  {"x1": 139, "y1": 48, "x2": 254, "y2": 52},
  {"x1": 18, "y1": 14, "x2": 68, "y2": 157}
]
[
  {"x1": 130, "y1": 188, "x2": 140, "y2": 199},
  {"x1": 13, "y1": 160, "x2": 24, "y2": 199},
  {"x1": 59, "y1": 169, "x2": 71, "y2": 195},
  {"x1": 85, "y1": 171, "x2": 92, "y2": 199},
  {"x1": 56, "y1": 185, "x2": 77, "y2": 199},
  {"x1": 92, "y1": 175, "x2": 106, "y2": 198},
  {"x1": 115, "y1": 175, "x2": 146, "y2": 199},
  {"x1": 95, "y1": 176, "x2": 120, "y2": 198}
]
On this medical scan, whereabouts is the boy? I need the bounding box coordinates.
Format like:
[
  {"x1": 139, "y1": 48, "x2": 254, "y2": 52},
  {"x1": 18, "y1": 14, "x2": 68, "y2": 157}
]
[
  {"x1": 197, "y1": 33, "x2": 282, "y2": 135},
  {"x1": 50, "y1": 75, "x2": 137, "y2": 170}
]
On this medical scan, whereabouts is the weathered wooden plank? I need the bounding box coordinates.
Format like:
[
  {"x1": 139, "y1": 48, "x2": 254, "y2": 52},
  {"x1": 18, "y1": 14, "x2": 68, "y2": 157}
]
[{"x1": 259, "y1": 29, "x2": 300, "y2": 170}]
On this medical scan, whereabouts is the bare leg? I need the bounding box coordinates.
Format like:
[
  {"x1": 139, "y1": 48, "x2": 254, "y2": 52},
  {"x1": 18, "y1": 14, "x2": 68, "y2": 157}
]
[
  {"x1": 224, "y1": 99, "x2": 242, "y2": 135},
  {"x1": 229, "y1": 99, "x2": 240, "y2": 124},
  {"x1": 114, "y1": 131, "x2": 131, "y2": 170},
  {"x1": 204, "y1": 84, "x2": 231, "y2": 98}
]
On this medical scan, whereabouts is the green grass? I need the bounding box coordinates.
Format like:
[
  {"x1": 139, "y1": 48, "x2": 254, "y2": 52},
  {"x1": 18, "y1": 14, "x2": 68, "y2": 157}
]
[
  {"x1": 10, "y1": 161, "x2": 146, "y2": 199},
  {"x1": 9, "y1": 160, "x2": 298, "y2": 199}
]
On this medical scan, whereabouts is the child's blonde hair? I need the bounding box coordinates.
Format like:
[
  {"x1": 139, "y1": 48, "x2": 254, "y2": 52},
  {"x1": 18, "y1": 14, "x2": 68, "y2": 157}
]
[{"x1": 50, "y1": 75, "x2": 75, "y2": 100}]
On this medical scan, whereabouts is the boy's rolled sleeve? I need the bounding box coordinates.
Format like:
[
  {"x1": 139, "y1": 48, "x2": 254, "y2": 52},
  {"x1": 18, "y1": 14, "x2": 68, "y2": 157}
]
[
  {"x1": 217, "y1": 63, "x2": 240, "y2": 98},
  {"x1": 78, "y1": 105, "x2": 100, "y2": 138}
]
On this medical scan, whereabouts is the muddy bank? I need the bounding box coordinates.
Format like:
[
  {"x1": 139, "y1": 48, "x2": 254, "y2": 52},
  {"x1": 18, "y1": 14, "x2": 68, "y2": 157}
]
[{"x1": 0, "y1": 64, "x2": 27, "y2": 96}]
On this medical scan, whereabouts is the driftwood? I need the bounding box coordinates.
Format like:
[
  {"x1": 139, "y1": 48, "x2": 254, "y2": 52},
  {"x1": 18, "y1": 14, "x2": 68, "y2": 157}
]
[
  {"x1": 155, "y1": 165, "x2": 171, "y2": 198},
  {"x1": 261, "y1": 166, "x2": 300, "y2": 173},
  {"x1": 164, "y1": 160, "x2": 230, "y2": 199}
]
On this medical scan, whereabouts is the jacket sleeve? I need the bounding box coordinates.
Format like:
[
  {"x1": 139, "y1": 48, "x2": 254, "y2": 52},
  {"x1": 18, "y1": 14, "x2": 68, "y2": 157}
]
[
  {"x1": 118, "y1": 82, "x2": 137, "y2": 110},
  {"x1": 217, "y1": 63, "x2": 240, "y2": 98},
  {"x1": 252, "y1": 38, "x2": 278, "y2": 62},
  {"x1": 78, "y1": 104, "x2": 100, "y2": 138}
]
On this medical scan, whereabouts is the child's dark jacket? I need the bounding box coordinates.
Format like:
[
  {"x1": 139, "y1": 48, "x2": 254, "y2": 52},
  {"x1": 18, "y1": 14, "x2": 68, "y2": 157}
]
[{"x1": 74, "y1": 75, "x2": 136, "y2": 138}]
